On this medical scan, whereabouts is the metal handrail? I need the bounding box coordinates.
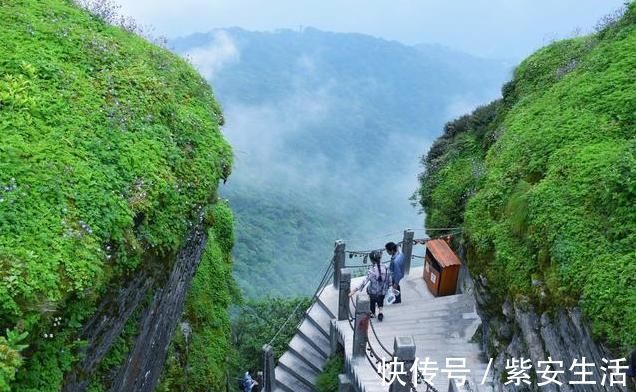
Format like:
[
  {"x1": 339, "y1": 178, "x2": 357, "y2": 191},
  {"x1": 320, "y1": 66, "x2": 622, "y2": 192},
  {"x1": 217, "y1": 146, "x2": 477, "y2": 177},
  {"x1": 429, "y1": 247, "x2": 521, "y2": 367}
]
[
  {"x1": 301, "y1": 259, "x2": 335, "y2": 320},
  {"x1": 267, "y1": 256, "x2": 334, "y2": 345},
  {"x1": 342, "y1": 263, "x2": 370, "y2": 268},
  {"x1": 343, "y1": 260, "x2": 392, "y2": 268}
]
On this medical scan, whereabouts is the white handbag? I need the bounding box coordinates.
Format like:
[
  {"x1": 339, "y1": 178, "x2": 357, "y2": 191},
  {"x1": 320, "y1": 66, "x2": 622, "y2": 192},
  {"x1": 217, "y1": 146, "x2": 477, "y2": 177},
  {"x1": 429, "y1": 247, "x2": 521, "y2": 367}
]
[{"x1": 384, "y1": 287, "x2": 400, "y2": 305}]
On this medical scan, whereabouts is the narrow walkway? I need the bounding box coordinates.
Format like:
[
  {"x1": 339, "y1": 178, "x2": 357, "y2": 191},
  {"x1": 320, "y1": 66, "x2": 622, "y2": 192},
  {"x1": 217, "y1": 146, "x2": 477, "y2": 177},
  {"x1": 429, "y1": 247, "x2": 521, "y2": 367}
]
[{"x1": 273, "y1": 266, "x2": 493, "y2": 392}]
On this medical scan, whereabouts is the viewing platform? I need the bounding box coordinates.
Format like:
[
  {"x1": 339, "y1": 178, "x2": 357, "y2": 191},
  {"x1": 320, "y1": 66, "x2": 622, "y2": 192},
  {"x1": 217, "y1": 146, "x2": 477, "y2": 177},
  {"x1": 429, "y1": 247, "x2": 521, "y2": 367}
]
[{"x1": 261, "y1": 231, "x2": 494, "y2": 392}]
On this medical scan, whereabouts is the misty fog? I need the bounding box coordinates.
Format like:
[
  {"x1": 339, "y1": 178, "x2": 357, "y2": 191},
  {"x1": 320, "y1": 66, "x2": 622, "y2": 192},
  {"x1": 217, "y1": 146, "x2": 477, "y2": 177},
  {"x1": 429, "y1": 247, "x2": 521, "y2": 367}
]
[{"x1": 169, "y1": 27, "x2": 510, "y2": 296}]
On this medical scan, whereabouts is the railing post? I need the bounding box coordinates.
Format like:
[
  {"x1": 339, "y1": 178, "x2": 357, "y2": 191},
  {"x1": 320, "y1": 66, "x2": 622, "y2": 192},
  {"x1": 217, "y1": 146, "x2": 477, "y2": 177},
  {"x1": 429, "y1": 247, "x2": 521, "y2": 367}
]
[
  {"x1": 262, "y1": 344, "x2": 275, "y2": 392},
  {"x1": 389, "y1": 336, "x2": 416, "y2": 392},
  {"x1": 401, "y1": 229, "x2": 414, "y2": 275},
  {"x1": 330, "y1": 319, "x2": 339, "y2": 356},
  {"x1": 333, "y1": 240, "x2": 346, "y2": 288},
  {"x1": 338, "y1": 374, "x2": 353, "y2": 392},
  {"x1": 352, "y1": 293, "x2": 370, "y2": 357},
  {"x1": 338, "y1": 269, "x2": 351, "y2": 321}
]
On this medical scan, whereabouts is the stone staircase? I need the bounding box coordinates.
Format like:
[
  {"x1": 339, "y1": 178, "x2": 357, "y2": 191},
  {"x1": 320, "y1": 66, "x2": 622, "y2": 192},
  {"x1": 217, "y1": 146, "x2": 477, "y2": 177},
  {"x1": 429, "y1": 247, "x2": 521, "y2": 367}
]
[
  {"x1": 271, "y1": 267, "x2": 494, "y2": 392},
  {"x1": 273, "y1": 285, "x2": 339, "y2": 392}
]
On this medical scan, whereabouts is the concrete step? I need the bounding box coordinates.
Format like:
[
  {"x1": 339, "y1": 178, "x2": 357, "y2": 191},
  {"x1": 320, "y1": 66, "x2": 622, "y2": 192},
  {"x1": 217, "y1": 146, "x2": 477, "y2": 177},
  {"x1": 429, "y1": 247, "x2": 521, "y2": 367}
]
[
  {"x1": 349, "y1": 356, "x2": 390, "y2": 392},
  {"x1": 305, "y1": 301, "x2": 332, "y2": 338},
  {"x1": 272, "y1": 267, "x2": 491, "y2": 392},
  {"x1": 271, "y1": 291, "x2": 337, "y2": 392},
  {"x1": 273, "y1": 365, "x2": 314, "y2": 392},
  {"x1": 279, "y1": 351, "x2": 318, "y2": 389},
  {"x1": 305, "y1": 314, "x2": 330, "y2": 339},
  {"x1": 288, "y1": 334, "x2": 326, "y2": 372},
  {"x1": 315, "y1": 296, "x2": 336, "y2": 319},
  {"x1": 297, "y1": 320, "x2": 330, "y2": 357}
]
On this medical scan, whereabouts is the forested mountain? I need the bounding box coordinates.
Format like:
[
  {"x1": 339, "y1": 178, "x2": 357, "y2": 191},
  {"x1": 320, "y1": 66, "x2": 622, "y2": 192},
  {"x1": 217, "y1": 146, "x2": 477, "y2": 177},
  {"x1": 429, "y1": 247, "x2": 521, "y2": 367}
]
[{"x1": 171, "y1": 27, "x2": 511, "y2": 297}]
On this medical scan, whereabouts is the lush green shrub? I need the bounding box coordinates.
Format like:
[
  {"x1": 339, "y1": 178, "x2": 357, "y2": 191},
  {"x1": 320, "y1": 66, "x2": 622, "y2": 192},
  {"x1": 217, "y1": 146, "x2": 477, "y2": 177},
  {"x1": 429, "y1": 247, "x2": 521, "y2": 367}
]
[
  {"x1": 229, "y1": 296, "x2": 311, "y2": 380},
  {"x1": 416, "y1": 3, "x2": 636, "y2": 351},
  {"x1": 416, "y1": 100, "x2": 502, "y2": 230},
  {"x1": 0, "y1": 0, "x2": 232, "y2": 389},
  {"x1": 316, "y1": 353, "x2": 344, "y2": 392},
  {"x1": 0, "y1": 330, "x2": 28, "y2": 391}
]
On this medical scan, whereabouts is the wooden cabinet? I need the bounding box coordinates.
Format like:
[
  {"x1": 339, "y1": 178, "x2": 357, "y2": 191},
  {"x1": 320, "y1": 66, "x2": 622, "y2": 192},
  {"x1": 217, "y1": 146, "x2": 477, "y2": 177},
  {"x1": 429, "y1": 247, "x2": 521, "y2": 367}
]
[{"x1": 423, "y1": 239, "x2": 461, "y2": 296}]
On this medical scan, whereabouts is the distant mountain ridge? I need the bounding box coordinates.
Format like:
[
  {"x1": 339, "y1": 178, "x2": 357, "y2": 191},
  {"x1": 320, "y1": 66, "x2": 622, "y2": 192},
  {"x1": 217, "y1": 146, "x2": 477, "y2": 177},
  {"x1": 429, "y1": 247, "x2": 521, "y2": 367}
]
[
  {"x1": 172, "y1": 27, "x2": 508, "y2": 134},
  {"x1": 170, "y1": 27, "x2": 512, "y2": 297}
]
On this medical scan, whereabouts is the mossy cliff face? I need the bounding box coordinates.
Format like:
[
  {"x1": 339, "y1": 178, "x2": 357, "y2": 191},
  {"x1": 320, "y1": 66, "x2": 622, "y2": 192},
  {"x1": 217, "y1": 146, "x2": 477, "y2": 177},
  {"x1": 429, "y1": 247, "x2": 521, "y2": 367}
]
[
  {"x1": 417, "y1": 3, "x2": 635, "y2": 387},
  {"x1": 0, "y1": 0, "x2": 234, "y2": 390}
]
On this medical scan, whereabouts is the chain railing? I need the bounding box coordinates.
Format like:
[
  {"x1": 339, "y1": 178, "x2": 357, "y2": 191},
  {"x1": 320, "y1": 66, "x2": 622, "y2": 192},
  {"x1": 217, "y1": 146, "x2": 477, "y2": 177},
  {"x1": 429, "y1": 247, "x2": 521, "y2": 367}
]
[
  {"x1": 408, "y1": 369, "x2": 441, "y2": 392},
  {"x1": 368, "y1": 317, "x2": 392, "y2": 357},
  {"x1": 365, "y1": 341, "x2": 393, "y2": 384},
  {"x1": 347, "y1": 296, "x2": 355, "y2": 330}
]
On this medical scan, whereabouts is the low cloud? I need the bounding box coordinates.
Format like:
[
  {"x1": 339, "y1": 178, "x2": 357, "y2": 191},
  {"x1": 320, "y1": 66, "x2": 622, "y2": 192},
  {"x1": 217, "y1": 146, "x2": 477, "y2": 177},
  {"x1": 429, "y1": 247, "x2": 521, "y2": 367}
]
[
  {"x1": 221, "y1": 82, "x2": 343, "y2": 190},
  {"x1": 445, "y1": 95, "x2": 490, "y2": 120},
  {"x1": 185, "y1": 30, "x2": 239, "y2": 80},
  {"x1": 220, "y1": 80, "x2": 432, "y2": 248}
]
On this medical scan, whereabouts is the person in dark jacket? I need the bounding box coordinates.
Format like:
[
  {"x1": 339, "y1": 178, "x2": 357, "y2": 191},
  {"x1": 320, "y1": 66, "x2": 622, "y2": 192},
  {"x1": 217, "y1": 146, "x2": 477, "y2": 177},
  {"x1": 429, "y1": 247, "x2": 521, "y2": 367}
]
[
  {"x1": 385, "y1": 242, "x2": 404, "y2": 304},
  {"x1": 241, "y1": 371, "x2": 258, "y2": 392}
]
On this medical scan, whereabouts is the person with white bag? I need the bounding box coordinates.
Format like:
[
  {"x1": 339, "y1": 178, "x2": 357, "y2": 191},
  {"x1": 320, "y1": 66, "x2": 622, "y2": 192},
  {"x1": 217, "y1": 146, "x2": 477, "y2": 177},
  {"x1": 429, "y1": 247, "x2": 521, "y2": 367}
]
[
  {"x1": 385, "y1": 241, "x2": 405, "y2": 304},
  {"x1": 384, "y1": 285, "x2": 400, "y2": 305},
  {"x1": 349, "y1": 250, "x2": 391, "y2": 321}
]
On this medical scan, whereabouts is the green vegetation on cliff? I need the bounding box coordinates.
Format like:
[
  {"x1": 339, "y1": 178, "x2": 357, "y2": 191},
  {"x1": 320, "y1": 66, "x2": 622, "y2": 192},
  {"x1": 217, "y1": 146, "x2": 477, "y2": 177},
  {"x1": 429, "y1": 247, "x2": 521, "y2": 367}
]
[
  {"x1": 0, "y1": 0, "x2": 234, "y2": 390},
  {"x1": 158, "y1": 202, "x2": 239, "y2": 391},
  {"x1": 416, "y1": 4, "x2": 635, "y2": 351}
]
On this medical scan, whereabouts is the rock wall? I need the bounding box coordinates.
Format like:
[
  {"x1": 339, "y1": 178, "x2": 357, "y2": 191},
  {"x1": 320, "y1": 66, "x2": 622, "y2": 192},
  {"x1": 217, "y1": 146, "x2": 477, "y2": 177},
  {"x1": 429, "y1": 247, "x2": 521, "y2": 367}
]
[
  {"x1": 62, "y1": 215, "x2": 208, "y2": 392},
  {"x1": 62, "y1": 271, "x2": 155, "y2": 391},
  {"x1": 111, "y1": 217, "x2": 208, "y2": 392},
  {"x1": 472, "y1": 275, "x2": 634, "y2": 392}
]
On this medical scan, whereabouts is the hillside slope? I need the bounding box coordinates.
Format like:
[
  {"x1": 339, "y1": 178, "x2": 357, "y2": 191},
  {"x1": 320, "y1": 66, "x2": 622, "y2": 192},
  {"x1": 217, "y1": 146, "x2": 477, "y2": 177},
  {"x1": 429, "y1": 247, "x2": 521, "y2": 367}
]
[
  {"x1": 0, "y1": 1, "x2": 234, "y2": 390},
  {"x1": 416, "y1": 1, "x2": 635, "y2": 359}
]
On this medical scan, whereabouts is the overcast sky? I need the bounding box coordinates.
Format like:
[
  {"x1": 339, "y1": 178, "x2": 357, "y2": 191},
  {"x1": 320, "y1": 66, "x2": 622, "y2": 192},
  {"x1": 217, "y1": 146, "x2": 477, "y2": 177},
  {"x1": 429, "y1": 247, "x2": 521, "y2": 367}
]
[{"x1": 117, "y1": 0, "x2": 625, "y2": 60}]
